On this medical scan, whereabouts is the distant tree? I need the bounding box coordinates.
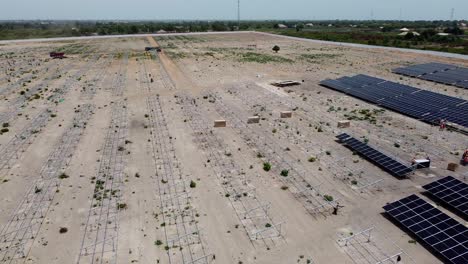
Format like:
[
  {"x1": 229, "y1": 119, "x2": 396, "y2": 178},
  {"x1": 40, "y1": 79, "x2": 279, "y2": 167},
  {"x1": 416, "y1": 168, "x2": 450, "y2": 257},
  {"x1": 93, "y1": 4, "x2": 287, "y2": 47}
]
[
  {"x1": 296, "y1": 24, "x2": 304, "y2": 32},
  {"x1": 421, "y1": 29, "x2": 437, "y2": 39},
  {"x1": 272, "y1": 45, "x2": 280, "y2": 53},
  {"x1": 444, "y1": 26, "x2": 464, "y2": 35},
  {"x1": 404, "y1": 32, "x2": 415, "y2": 40}
]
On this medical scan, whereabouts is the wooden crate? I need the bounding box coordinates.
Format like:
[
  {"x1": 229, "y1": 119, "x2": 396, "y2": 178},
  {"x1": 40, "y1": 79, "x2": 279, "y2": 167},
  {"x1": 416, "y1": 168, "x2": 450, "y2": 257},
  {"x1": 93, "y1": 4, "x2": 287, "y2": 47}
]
[
  {"x1": 247, "y1": 116, "x2": 260, "y2": 124},
  {"x1": 447, "y1": 163, "x2": 458, "y2": 172},
  {"x1": 280, "y1": 111, "x2": 292, "y2": 118},
  {"x1": 214, "y1": 120, "x2": 226, "y2": 128},
  {"x1": 338, "y1": 121, "x2": 351, "y2": 128}
]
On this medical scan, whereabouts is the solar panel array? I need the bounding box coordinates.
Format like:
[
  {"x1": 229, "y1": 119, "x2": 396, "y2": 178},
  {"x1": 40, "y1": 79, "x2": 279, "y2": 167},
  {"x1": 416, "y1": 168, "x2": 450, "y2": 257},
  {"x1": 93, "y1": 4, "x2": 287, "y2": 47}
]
[
  {"x1": 383, "y1": 194, "x2": 468, "y2": 264},
  {"x1": 320, "y1": 75, "x2": 468, "y2": 128},
  {"x1": 336, "y1": 133, "x2": 413, "y2": 178},
  {"x1": 423, "y1": 176, "x2": 468, "y2": 219},
  {"x1": 393, "y1": 63, "x2": 468, "y2": 89}
]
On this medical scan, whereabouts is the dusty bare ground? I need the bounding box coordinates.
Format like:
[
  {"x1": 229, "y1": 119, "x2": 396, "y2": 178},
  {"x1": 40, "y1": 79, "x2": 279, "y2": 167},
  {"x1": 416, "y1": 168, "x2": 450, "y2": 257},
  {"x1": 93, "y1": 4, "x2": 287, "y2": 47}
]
[{"x1": 0, "y1": 32, "x2": 466, "y2": 264}]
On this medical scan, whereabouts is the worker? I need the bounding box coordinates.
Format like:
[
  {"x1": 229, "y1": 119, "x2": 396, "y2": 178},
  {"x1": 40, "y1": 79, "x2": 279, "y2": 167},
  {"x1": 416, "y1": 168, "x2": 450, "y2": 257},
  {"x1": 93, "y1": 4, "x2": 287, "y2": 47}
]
[
  {"x1": 397, "y1": 255, "x2": 401, "y2": 262},
  {"x1": 462, "y1": 149, "x2": 468, "y2": 166},
  {"x1": 439, "y1": 119, "x2": 446, "y2": 130}
]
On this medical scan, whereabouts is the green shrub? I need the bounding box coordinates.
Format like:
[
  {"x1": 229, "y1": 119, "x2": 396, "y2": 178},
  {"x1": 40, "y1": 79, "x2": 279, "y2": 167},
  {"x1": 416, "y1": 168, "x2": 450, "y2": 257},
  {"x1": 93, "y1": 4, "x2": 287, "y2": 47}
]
[
  {"x1": 263, "y1": 162, "x2": 271, "y2": 171},
  {"x1": 58, "y1": 173, "x2": 69, "y2": 179},
  {"x1": 190, "y1": 180, "x2": 196, "y2": 188},
  {"x1": 324, "y1": 195, "x2": 334, "y2": 202}
]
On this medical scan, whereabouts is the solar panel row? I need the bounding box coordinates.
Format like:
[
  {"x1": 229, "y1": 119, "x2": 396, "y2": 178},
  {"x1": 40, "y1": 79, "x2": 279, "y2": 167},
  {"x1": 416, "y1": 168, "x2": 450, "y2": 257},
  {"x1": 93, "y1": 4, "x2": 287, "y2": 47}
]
[
  {"x1": 336, "y1": 133, "x2": 413, "y2": 178},
  {"x1": 393, "y1": 63, "x2": 468, "y2": 89},
  {"x1": 383, "y1": 194, "x2": 468, "y2": 264},
  {"x1": 320, "y1": 75, "x2": 468, "y2": 128},
  {"x1": 423, "y1": 176, "x2": 468, "y2": 220}
]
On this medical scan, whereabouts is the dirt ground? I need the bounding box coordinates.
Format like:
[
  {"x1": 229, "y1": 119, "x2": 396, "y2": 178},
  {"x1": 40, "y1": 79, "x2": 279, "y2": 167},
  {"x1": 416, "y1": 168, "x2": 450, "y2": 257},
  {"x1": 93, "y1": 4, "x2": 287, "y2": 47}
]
[{"x1": 0, "y1": 32, "x2": 467, "y2": 264}]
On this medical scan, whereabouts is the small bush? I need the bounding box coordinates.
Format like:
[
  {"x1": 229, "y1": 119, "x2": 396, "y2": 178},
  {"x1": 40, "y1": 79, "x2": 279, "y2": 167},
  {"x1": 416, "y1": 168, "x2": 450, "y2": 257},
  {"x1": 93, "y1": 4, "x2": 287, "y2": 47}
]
[
  {"x1": 58, "y1": 173, "x2": 69, "y2": 179},
  {"x1": 2, "y1": 123, "x2": 9, "y2": 128},
  {"x1": 280, "y1": 169, "x2": 289, "y2": 177},
  {"x1": 324, "y1": 195, "x2": 334, "y2": 202},
  {"x1": 117, "y1": 203, "x2": 127, "y2": 210},
  {"x1": 190, "y1": 180, "x2": 196, "y2": 188},
  {"x1": 59, "y1": 227, "x2": 68, "y2": 234},
  {"x1": 281, "y1": 185, "x2": 289, "y2": 190},
  {"x1": 308, "y1": 157, "x2": 316, "y2": 162},
  {"x1": 155, "y1": 240, "x2": 163, "y2": 246},
  {"x1": 263, "y1": 162, "x2": 271, "y2": 171},
  {"x1": 394, "y1": 143, "x2": 400, "y2": 148}
]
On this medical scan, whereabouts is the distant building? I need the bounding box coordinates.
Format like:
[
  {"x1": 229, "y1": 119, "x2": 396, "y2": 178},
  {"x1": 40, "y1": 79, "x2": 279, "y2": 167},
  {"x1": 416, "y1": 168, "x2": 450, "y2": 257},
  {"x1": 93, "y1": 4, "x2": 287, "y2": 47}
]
[
  {"x1": 277, "y1": 24, "x2": 287, "y2": 29},
  {"x1": 398, "y1": 31, "x2": 420, "y2": 36},
  {"x1": 399, "y1": 27, "x2": 410, "y2": 32},
  {"x1": 157, "y1": 30, "x2": 167, "y2": 34},
  {"x1": 436, "y1": 33, "x2": 451, "y2": 36},
  {"x1": 305, "y1": 23, "x2": 314, "y2": 27}
]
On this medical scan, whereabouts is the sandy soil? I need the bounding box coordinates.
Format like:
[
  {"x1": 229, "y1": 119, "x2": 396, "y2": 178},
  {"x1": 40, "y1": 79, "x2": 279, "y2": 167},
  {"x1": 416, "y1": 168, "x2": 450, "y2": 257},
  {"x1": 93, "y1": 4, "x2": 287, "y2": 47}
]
[{"x1": 0, "y1": 32, "x2": 467, "y2": 264}]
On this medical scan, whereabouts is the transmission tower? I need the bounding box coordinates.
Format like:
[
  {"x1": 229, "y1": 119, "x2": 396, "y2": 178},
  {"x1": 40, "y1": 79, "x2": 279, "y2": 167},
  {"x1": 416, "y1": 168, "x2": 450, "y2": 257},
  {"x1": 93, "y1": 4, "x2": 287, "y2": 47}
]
[{"x1": 450, "y1": 8, "x2": 455, "y2": 20}]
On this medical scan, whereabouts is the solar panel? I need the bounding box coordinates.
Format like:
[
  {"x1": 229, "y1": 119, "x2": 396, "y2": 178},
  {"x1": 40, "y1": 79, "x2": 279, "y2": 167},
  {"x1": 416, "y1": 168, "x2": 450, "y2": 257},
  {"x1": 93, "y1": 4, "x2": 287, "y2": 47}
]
[
  {"x1": 320, "y1": 75, "x2": 468, "y2": 129},
  {"x1": 336, "y1": 133, "x2": 413, "y2": 178},
  {"x1": 423, "y1": 176, "x2": 468, "y2": 220},
  {"x1": 383, "y1": 194, "x2": 468, "y2": 264},
  {"x1": 393, "y1": 63, "x2": 468, "y2": 89},
  {"x1": 336, "y1": 133, "x2": 351, "y2": 142}
]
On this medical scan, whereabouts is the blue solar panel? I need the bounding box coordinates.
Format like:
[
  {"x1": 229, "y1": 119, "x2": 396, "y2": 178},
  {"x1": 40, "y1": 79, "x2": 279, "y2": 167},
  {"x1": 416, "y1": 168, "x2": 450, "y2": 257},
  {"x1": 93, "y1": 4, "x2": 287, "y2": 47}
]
[
  {"x1": 384, "y1": 194, "x2": 468, "y2": 264},
  {"x1": 393, "y1": 63, "x2": 468, "y2": 89},
  {"x1": 320, "y1": 75, "x2": 468, "y2": 129},
  {"x1": 336, "y1": 133, "x2": 413, "y2": 178},
  {"x1": 423, "y1": 176, "x2": 468, "y2": 220}
]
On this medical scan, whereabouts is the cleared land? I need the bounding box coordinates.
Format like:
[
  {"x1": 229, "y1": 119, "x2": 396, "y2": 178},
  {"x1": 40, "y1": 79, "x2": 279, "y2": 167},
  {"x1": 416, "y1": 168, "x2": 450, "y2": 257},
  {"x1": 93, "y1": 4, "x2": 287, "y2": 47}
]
[{"x1": 0, "y1": 32, "x2": 467, "y2": 264}]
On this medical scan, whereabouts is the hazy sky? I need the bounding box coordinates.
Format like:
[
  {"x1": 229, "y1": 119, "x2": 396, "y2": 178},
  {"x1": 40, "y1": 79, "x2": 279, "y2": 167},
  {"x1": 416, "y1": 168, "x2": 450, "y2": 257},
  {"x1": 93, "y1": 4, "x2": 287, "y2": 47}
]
[{"x1": 1, "y1": 0, "x2": 467, "y2": 20}]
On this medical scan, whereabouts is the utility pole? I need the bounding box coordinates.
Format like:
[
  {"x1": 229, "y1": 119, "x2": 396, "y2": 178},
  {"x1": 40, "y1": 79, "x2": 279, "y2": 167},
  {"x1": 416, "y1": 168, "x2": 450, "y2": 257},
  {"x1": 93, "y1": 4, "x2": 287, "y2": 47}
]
[
  {"x1": 450, "y1": 8, "x2": 455, "y2": 20},
  {"x1": 237, "y1": 0, "x2": 241, "y2": 30}
]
